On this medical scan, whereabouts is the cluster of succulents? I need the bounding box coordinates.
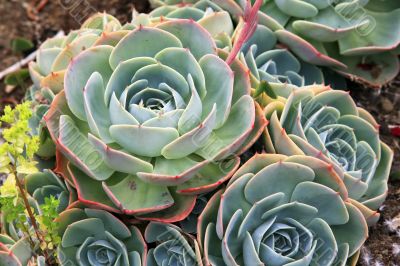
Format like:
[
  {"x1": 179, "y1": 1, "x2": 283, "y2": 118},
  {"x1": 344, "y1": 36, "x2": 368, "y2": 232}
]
[{"x1": 0, "y1": 0, "x2": 396, "y2": 264}]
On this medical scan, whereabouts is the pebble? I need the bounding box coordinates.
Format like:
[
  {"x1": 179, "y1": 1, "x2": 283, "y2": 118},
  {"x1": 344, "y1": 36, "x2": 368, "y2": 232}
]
[{"x1": 380, "y1": 97, "x2": 394, "y2": 113}]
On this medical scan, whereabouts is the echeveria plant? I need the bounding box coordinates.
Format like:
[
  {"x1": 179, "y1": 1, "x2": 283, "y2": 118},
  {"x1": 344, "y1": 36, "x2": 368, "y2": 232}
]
[
  {"x1": 246, "y1": 0, "x2": 400, "y2": 87},
  {"x1": 145, "y1": 222, "x2": 203, "y2": 265},
  {"x1": 45, "y1": 18, "x2": 266, "y2": 221},
  {"x1": 56, "y1": 208, "x2": 146, "y2": 266},
  {"x1": 198, "y1": 154, "x2": 368, "y2": 266},
  {"x1": 29, "y1": 13, "x2": 126, "y2": 94},
  {"x1": 25, "y1": 169, "x2": 77, "y2": 213},
  {"x1": 0, "y1": 235, "x2": 39, "y2": 266},
  {"x1": 138, "y1": 0, "x2": 235, "y2": 47},
  {"x1": 262, "y1": 85, "x2": 393, "y2": 223},
  {"x1": 1, "y1": 0, "x2": 395, "y2": 265},
  {"x1": 241, "y1": 24, "x2": 325, "y2": 88},
  {"x1": 153, "y1": 0, "x2": 400, "y2": 87}
]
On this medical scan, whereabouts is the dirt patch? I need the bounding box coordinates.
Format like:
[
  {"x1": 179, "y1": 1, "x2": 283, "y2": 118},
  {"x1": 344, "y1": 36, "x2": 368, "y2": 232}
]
[{"x1": 0, "y1": 1, "x2": 399, "y2": 265}]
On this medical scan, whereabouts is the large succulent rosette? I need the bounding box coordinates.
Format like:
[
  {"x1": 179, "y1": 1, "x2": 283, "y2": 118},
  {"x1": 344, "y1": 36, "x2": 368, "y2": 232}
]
[
  {"x1": 145, "y1": 222, "x2": 203, "y2": 265},
  {"x1": 45, "y1": 19, "x2": 265, "y2": 221},
  {"x1": 263, "y1": 85, "x2": 393, "y2": 223},
  {"x1": 27, "y1": 13, "x2": 132, "y2": 160},
  {"x1": 56, "y1": 208, "x2": 146, "y2": 266},
  {"x1": 198, "y1": 154, "x2": 368, "y2": 266}
]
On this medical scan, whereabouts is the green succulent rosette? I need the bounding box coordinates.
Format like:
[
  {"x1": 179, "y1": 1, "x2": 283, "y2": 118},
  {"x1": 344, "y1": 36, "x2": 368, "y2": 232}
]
[
  {"x1": 145, "y1": 222, "x2": 203, "y2": 266},
  {"x1": 136, "y1": 0, "x2": 235, "y2": 48},
  {"x1": 28, "y1": 13, "x2": 126, "y2": 94},
  {"x1": 25, "y1": 169, "x2": 78, "y2": 213},
  {"x1": 45, "y1": 19, "x2": 265, "y2": 221},
  {"x1": 241, "y1": 24, "x2": 325, "y2": 88},
  {"x1": 262, "y1": 85, "x2": 393, "y2": 223},
  {"x1": 56, "y1": 208, "x2": 146, "y2": 266},
  {"x1": 0, "y1": 235, "x2": 39, "y2": 266},
  {"x1": 25, "y1": 86, "x2": 56, "y2": 159},
  {"x1": 198, "y1": 154, "x2": 368, "y2": 266},
  {"x1": 1, "y1": 195, "x2": 40, "y2": 242},
  {"x1": 27, "y1": 13, "x2": 132, "y2": 160}
]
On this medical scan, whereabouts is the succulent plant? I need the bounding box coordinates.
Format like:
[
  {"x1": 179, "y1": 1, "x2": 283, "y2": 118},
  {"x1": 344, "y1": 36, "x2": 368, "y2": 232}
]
[
  {"x1": 262, "y1": 85, "x2": 393, "y2": 223},
  {"x1": 0, "y1": 235, "x2": 37, "y2": 266},
  {"x1": 45, "y1": 18, "x2": 266, "y2": 221},
  {"x1": 56, "y1": 208, "x2": 146, "y2": 266},
  {"x1": 1, "y1": 195, "x2": 41, "y2": 242},
  {"x1": 27, "y1": 13, "x2": 129, "y2": 161},
  {"x1": 28, "y1": 13, "x2": 126, "y2": 94},
  {"x1": 179, "y1": 193, "x2": 210, "y2": 233},
  {"x1": 153, "y1": 0, "x2": 400, "y2": 87},
  {"x1": 248, "y1": 0, "x2": 400, "y2": 87},
  {"x1": 241, "y1": 24, "x2": 325, "y2": 88},
  {"x1": 25, "y1": 86, "x2": 56, "y2": 159},
  {"x1": 198, "y1": 153, "x2": 368, "y2": 266},
  {"x1": 145, "y1": 222, "x2": 203, "y2": 265},
  {"x1": 138, "y1": 0, "x2": 235, "y2": 49},
  {"x1": 25, "y1": 169, "x2": 77, "y2": 213}
]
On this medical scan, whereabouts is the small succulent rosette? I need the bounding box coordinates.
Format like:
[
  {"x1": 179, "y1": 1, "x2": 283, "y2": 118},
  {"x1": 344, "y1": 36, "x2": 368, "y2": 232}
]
[
  {"x1": 145, "y1": 222, "x2": 203, "y2": 265},
  {"x1": 240, "y1": 24, "x2": 326, "y2": 88},
  {"x1": 56, "y1": 208, "x2": 146, "y2": 266},
  {"x1": 29, "y1": 13, "x2": 127, "y2": 94},
  {"x1": 25, "y1": 86, "x2": 56, "y2": 159},
  {"x1": 136, "y1": 0, "x2": 235, "y2": 48},
  {"x1": 198, "y1": 154, "x2": 368, "y2": 266},
  {"x1": 1, "y1": 195, "x2": 40, "y2": 242},
  {"x1": 45, "y1": 18, "x2": 266, "y2": 221},
  {"x1": 262, "y1": 85, "x2": 393, "y2": 224},
  {"x1": 25, "y1": 169, "x2": 78, "y2": 213},
  {"x1": 0, "y1": 234, "x2": 39, "y2": 266}
]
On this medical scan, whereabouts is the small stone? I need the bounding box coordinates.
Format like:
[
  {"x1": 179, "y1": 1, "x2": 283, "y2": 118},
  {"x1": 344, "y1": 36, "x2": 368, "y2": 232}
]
[{"x1": 380, "y1": 97, "x2": 394, "y2": 113}]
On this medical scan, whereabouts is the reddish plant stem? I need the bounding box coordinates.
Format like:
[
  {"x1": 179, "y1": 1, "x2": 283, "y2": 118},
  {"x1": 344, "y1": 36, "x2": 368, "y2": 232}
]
[
  {"x1": 226, "y1": 0, "x2": 263, "y2": 65},
  {"x1": 12, "y1": 167, "x2": 51, "y2": 263}
]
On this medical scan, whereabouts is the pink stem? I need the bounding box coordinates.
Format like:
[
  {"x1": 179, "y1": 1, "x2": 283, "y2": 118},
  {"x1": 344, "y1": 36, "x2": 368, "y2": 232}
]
[{"x1": 226, "y1": 0, "x2": 263, "y2": 65}]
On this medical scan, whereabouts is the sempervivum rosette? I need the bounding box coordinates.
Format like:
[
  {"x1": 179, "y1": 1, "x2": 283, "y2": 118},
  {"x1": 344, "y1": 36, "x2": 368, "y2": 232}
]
[
  {"x1": 56, "y1": 208, "x2": 146, "y2": 266},
  {"x1": 45, "y1": 19, "x2": 265, "y2": 222},
  {"x1": 145, "y1": 222, "x2": 203, "y2": 265},
  {"x1": 198, "y1": 154, "x2": 368, "y2": 266},
  {"x1": 263, "y1": 85, "x2": 393, "y2": 223}
]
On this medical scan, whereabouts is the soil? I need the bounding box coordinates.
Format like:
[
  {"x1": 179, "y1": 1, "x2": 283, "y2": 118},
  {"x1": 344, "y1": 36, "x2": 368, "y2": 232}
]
[{"x1": 0, "y1": 1, "x2": 399, "y2": 265}]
